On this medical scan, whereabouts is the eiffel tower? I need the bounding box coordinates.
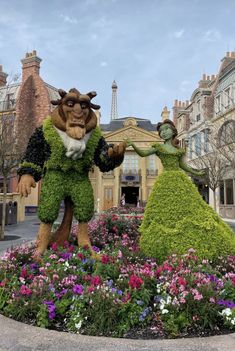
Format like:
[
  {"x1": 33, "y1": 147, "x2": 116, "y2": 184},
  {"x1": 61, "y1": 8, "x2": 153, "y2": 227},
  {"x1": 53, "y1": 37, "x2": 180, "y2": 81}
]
[{"x1": 110, "y1": 80, "x2": 118, "y2": 120}]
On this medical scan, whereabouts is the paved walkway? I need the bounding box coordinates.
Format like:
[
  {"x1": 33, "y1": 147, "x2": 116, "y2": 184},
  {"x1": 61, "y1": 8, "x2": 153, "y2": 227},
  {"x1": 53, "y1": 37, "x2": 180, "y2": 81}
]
[
  {"x1": 0, "y1": 215, "x2": 235, "y2": 351},
  {"x1": 0, "y1": 314, "x2": 235, "y2": 351}
]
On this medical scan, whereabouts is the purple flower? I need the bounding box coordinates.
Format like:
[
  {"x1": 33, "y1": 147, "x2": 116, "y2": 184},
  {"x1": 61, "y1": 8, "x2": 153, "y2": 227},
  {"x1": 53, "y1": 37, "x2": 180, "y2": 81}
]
[
  {"x1": 72, "y1": 284, "x2": 84, "y2": 295},
  {"x1": 60, "y1": 252, "x2": 72, "y2": 260},
  {"x1": 55, "y1": 289, "x2": 68, "y2": 299},
  {"x1": 43, "y1": 300, "x2": 56, "y2": 320},
  {"x1": 217, "y1": 299, "x2": 235, "y2": 308}
]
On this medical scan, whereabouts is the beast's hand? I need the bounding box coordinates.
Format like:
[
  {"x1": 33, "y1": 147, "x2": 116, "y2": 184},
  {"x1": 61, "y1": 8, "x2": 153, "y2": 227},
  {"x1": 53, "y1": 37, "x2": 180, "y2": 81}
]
[
  {"x1": 17, "y1": 175, "x2": 36, "y2": 197},
  {"x1": 108, "y1": 142, "x2": 126, "y2": 159}
]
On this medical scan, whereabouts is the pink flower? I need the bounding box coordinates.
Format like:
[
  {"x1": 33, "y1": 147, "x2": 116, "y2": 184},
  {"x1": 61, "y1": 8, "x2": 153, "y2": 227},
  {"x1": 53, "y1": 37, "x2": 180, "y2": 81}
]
[
  {"x1": 193, "y1": 315, "x2": 199, "y2": 321},
  {"x1": 129, "y1": 274, "x2": 144, "y2": 289},
  {"x1": 20, "y1": 285, "x2": 32, "y2": 296},
  {"x1": 194, "y1": 293, "x2": 203, "y2": 301},
  {"x1": 117, "y1": 250, "x2": 123, "y2": 259},
  {"x1": 209, "y1": 297, "x2": 215, "y2": 303}
]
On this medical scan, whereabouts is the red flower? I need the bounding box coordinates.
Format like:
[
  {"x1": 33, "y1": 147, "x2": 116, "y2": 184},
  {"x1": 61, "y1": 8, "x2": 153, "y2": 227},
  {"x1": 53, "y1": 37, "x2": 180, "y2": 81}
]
[
  {"x1": 155, "y1": 266, "x2": 163, "y2": 277},
  {"x1": 20, "y1": 267, "x2": 27, "y2": 279},
  {"x1": 178, "y1": 277, "x2": 187, "y2": 287},
  {"x1": 51, "y1": 242, "x2": 58, "y2": 251},
  {"x1": 101, "y1": 254, "x2": 110, "y2": 264},
  {"x1": 91, "y1": 276, "x2": 101, "y2": 286},
  {"x1": 77, "y1": 253, "x2": 84, "y2": 260},
  {"x1": 231, "y1": 276, "x2": 235, "y2": 286},
  {"x1": 129, "y1": 274, "x2": 144, "y2": 289},
  {"x1": 88, "y1": 286, "x2": 94, "y2": 293}
]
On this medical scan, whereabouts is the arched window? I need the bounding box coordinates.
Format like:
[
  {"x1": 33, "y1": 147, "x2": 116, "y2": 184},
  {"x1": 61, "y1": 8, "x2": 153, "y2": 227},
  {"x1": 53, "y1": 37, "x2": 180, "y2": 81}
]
[{"x1": 218, "y1": 120, "x2": 235, "y2": 147}]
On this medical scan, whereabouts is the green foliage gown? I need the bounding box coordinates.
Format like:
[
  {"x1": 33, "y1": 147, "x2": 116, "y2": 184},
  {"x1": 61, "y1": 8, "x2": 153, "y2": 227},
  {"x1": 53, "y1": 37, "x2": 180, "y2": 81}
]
[{"x1": 140, "y1": 143, "x2": 235, "y2": 262}]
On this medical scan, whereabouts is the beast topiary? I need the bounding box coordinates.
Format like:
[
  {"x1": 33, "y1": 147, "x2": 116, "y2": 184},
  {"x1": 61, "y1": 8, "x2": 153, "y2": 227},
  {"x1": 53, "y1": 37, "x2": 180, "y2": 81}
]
[{"x1": 125, "y1": 119, "x2": 235, "y2": 262}]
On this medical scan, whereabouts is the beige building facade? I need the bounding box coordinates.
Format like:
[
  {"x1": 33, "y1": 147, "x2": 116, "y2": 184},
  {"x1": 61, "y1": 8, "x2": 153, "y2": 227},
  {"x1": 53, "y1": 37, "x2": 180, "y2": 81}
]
[
  {"x1": 91, "y1": 117, "x2": 163, "y2": 211},
  {"x1": 173, "y1": 52, "x2": 235, "y2": 219}
]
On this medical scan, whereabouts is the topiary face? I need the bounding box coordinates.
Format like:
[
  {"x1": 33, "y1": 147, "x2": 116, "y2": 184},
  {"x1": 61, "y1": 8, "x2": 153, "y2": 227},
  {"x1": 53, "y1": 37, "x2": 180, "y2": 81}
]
[
  {"x1": 51, "y1": 88, "x2": 100, "y2": 140},
  {"x1": 159, "y1": 124, "x2": 174, "y2": 141}
]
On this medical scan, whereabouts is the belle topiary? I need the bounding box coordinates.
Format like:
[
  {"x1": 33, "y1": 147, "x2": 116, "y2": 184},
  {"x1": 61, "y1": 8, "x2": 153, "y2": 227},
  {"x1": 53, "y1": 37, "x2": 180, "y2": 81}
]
[{"x1": 126, "y1": 119, "x2": 235, "y2": 262}]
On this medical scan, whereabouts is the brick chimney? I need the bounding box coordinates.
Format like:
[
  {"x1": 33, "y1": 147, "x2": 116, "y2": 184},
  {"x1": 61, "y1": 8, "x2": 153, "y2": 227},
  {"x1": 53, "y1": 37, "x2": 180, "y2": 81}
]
[
  {"x1": 21, "y1": 50, "x2": 42, "y2": 82},
  {"x1": 0, "y1": 65, "x2": 8, "y2": 86},
  {"x1": 161, "y1": 106, "x2": 170, "y2": 121}
]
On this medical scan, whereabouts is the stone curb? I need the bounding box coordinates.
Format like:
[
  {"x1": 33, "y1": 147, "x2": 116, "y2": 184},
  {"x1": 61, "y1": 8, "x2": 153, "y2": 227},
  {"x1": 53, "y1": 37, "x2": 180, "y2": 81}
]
[{"x1": 0, "y1": 314, "x2": 235, "y2": 351}]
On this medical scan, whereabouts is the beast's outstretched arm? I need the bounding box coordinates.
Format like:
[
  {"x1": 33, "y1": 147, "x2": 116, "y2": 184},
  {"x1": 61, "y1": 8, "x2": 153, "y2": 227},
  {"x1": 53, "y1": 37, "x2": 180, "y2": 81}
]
[{"x1": 94, "y1": 137, "x2": 126, "y2": 172}]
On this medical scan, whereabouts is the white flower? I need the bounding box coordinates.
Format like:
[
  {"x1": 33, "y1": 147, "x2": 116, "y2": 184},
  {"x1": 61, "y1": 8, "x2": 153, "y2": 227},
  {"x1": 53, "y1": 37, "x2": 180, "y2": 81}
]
[
  {"x1": 166, "y1": 296, "x2": 172, "y2": 304},
  {"x1": 75, "y1": 321, "x2": 82, "y2": 330},
  {"x1": 221, "y1": 308, "x2": 232, "y2": 316},
  {"x1": 161, "y1": 309, "x2": 169, "y2": 314}
]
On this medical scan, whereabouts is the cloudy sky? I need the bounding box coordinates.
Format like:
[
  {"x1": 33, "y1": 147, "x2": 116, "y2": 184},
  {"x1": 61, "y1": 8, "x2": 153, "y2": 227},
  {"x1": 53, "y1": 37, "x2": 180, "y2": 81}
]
[{"x1": 0, "y1": 0, "x2": 235, "y2": 123}]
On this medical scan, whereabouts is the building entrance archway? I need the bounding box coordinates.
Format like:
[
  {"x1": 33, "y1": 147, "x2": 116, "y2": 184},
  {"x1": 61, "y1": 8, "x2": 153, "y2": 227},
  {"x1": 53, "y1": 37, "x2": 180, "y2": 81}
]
[{"x1": 121, "y1": 187, "x2": 139, "y2": 206}]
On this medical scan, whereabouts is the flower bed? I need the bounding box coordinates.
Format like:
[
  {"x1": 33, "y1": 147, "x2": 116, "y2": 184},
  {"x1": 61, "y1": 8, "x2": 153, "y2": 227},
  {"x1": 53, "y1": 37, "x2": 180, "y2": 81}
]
[
  {"x1": 105, "y1": 206, "x2": 145, "y2": 215},
  {"x1": 70, "y1": 212, "x2": 142, "y2": 251},
  {"x1": 0, "y1": 213, "x2": 235, "y2": 338}
]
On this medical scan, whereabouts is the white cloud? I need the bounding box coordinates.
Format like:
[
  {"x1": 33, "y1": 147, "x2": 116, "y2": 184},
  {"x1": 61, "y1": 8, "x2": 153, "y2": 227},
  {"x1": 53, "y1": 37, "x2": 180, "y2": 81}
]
[
  {"x1": 173, "y1": 29, "x2": 184, "y2": 39},
  {"x1": 60, "y1": 14, "x2": 78, "y2": 24},
  {"x1": 203, "y1": 30, "x2": 221, "y2": 42}
]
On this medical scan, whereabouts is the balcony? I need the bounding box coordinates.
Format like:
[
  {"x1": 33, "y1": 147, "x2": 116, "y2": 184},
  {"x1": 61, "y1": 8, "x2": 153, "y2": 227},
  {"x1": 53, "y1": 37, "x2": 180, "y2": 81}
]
[
  {"x1": 120, "y1": 170, "x2": 140, "y2": 184},
  {"x1": 0, "y1": 100, "x2": 16, "y2": 112},
  {"x1": 146, "y1": 169, "x2": 158, "y2": 177}
]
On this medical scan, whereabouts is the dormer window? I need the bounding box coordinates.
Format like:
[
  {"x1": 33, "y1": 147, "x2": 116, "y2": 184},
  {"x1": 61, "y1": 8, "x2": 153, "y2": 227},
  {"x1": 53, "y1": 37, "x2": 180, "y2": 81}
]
[
  {"x1": 197, "y1": 99, "x2": 201, "y2": 112},
  {"x1": 225, "y1": 87, "x2": 231, "y2": 108},
  {"x1": 215, "y1": 94, "x2": 221, "y2": 113}
]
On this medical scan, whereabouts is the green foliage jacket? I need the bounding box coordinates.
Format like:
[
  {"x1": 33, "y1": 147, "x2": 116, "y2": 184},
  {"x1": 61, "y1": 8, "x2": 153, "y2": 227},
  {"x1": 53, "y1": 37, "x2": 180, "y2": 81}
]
[{"x1": 18, "y1": 117, "x2": 124, "y2": 181}]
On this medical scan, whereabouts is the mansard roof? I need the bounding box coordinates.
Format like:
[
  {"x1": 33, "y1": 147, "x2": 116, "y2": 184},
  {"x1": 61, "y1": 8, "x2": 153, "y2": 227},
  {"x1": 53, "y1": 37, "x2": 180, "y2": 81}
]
[{"x1": 100, "y1": 117, "x2": 157, "y2": 132}]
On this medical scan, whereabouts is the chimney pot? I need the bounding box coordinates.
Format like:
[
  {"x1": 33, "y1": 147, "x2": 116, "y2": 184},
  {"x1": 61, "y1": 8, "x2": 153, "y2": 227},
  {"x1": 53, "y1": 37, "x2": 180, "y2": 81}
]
[
  {"x1": 0, "y1": 65, "x2": 8, "y2": 86},
  {"x1": 226, "y1": 51, "x2": 230, "y2": 57},
  {"x1": 203, "y1": 74, "x2": 206, "y2": 80},
  {"x1": 21, "y1": 50, "x2": 42, "y2": 82}
]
